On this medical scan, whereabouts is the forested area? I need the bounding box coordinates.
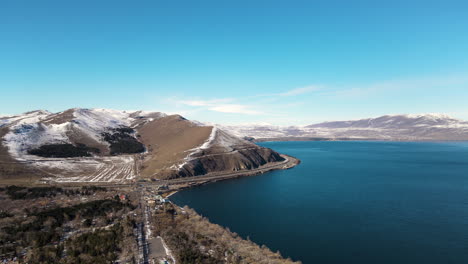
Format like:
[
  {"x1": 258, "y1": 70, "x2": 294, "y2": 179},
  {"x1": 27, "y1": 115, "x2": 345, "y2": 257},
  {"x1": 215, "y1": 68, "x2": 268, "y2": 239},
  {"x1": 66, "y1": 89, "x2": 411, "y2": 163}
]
[
  {"x1": 27, "y1": 143, "x2": 100, "y2": 158},
  {"x1": 0, "y1": 192, "x2": 136, "y2": 264},
  {"x1": 3, "y1": 185, "x2": 107, "y2": 200},
  {"x1": 102, "y1": 127, "x2": 145, "y2": 155}
]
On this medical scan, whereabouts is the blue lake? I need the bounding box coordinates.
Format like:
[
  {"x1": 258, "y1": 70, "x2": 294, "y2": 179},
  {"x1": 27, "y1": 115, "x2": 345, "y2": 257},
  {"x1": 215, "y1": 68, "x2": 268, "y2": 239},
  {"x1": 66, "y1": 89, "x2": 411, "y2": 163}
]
[{"x1": 170, "y1": 141, "x2": 468, "y2": 263}]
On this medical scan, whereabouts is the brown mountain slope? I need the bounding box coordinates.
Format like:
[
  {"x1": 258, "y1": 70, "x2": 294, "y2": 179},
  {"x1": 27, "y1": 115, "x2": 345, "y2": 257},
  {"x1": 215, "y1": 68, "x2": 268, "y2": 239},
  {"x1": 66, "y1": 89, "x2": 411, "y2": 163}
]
[
  {"x1": 137, "y1": 115, "x2": 285, "y2": 179},
  {"x1": 0, "y1": 127, "x2": 46, "y2": 183},
  {"x1": 137, "y1": 115, "x2": 213, "y2": 179},
  {"x1": 0, "y1": 109, "x2": 287, "y2": 183}
]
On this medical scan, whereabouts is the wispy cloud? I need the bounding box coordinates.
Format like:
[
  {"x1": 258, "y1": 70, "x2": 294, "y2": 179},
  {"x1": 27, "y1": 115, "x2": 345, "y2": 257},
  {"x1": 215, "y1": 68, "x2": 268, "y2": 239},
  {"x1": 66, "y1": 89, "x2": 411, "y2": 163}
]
[
  {"x1": 251, "y1": 85, "x2": 321, "y2": 99},
  {"x1": 179, "y1": 98, "x2": 233, "y2": 107},
  {"x1": 158, "y1": 74, "x2": 468, "y2": 125},
  {"x1": 163, "y1": 85, "x2": 321, "y2": 117},
  {"x1": 177, "y1": 98, "x2": 262, "y2": 115},
  {"x1": 208, "y1": 104, "x2": 263, "y2": 115},
  {"x1": 278, "y1": 85, "x2": 321, "y2": 96}
]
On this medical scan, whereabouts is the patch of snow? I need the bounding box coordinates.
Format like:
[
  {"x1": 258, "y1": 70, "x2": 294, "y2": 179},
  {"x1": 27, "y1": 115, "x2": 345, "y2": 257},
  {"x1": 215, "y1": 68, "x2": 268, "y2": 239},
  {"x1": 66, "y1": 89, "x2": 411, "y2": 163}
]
[
  {"x1": 401, "y1": 113, "x2": 454, "y2": 120},
  {"x1": 0, "y1": 108, "x2": 162, "y2": 182},
  {"x1": 4, "y1": 122, "x2": 71, "y2": 159},
  {"x1": 40, "y1": 155, "x2": 137, "y2": 183},
  {"x1": 191, "y1": 120, "x2": 207, "y2": 126},
  {"x1": 74, "y1": 108, "x2": 130, "y2": 129},
  {"x1": 3, "y1": 108, "x2": 165, "y2": 161},
  {"x1": 70, "y1": 108, "x2": 133, "y2": 144},
  {"x1": 171, "y1": 126, "x2": 218, "y2": 171},
  {"x1": 0, "y1": 110, "x2": 50, "y2": 128},
  {"x1": 159, "y1": 236, "x2": 176, "y2": 264},
  {"x1": 199, "y1": 126, "x2": 217, "y2": 150},
  {"x1": 219, "y1": 113, "x2": 468, "y2": 140}
]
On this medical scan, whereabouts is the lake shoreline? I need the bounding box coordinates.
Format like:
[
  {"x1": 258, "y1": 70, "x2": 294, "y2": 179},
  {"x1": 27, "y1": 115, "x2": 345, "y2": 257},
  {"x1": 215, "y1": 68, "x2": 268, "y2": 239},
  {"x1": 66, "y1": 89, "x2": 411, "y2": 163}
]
[
  {"x1": 162, "y1": 154, "x2": 303, "y2": 263},
  {"x1": 170, "y1": 141, "x2": 468, "y2": 264},
  {"x1": 162, "y1": 153, "x2": 300, "y2": 198}
]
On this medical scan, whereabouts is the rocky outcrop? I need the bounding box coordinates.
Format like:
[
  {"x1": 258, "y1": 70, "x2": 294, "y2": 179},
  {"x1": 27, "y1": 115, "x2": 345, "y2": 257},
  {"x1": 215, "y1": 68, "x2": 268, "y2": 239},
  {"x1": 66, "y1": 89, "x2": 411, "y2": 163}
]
[
  {"x1": 178, "y1": 147, "x2": 284, "y2": 178},
  {"x1": 176, "y1": 129, "x2": 284, "y2": 178}
]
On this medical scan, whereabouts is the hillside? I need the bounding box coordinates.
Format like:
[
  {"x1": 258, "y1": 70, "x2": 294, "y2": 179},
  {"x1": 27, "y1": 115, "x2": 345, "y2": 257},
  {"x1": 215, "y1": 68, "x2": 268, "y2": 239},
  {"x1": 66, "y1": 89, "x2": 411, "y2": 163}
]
[
  {"x1": 0, "y1": 108, "x2": 284, "y2": 183},
  {"x1": 222, "y1": 114, "x2": 468, "y2": 141}
]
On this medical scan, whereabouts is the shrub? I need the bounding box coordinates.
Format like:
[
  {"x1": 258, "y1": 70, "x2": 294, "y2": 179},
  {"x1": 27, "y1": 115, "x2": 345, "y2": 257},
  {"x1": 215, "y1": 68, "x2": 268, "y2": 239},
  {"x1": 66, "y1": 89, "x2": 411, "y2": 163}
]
[
  {"x1": 27, "y1": 143, "x2": 100, "y2": 158},
  {"x1": 101, "y1": 127, "x2": 145, "y2": 155}
]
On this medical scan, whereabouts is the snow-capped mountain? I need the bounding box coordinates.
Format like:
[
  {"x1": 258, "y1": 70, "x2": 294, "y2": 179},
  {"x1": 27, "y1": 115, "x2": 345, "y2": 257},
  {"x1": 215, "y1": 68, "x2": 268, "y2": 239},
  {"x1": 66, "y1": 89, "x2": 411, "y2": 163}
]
[
  {"x1": 0, "y1": 108, "x2": 283, "y2": 183},
  {"x1": 307, "y1": 114, "x2": 463, "y2": 129},
  {"x1": 1, "y1": 108, "x2": 165, "y2": 159},
  {"x1": 221, "y1": 114, "x2": 468, "y2": 141}
]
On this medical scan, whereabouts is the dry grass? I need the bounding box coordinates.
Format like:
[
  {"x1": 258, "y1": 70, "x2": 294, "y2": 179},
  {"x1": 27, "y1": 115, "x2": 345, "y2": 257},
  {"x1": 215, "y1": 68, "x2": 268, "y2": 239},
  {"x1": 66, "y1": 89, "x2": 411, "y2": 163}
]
[
  {"x1": 137, "y1": 115, "x2": 212, "y2": 179},
  {"x1": 0, "y1": 127, "x2": 46, "y2": 182}
]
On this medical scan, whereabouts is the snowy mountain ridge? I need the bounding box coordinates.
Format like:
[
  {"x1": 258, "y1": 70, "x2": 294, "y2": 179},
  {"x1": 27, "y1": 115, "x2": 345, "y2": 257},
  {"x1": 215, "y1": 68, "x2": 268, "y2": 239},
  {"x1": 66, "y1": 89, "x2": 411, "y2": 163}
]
[
  {"x1": 0, "y1": 108, "x2": 167, "y2": 160},
  {"x1": 0, "y1": 108, "x2": 283, "y2": 183},
  {"x1": 220, "y1": 114, "x2": 468, "y2": 141}
]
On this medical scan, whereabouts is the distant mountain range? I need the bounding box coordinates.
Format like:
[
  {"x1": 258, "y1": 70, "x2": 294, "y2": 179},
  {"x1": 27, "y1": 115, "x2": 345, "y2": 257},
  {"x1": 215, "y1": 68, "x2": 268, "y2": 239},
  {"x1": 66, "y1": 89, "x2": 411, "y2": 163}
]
[
  {"x1": 220, "y1": 114, "x2": 468, "y2": 141},
  {"x1": 0, "y1": 109, "x2": 283, "y2": 183}
]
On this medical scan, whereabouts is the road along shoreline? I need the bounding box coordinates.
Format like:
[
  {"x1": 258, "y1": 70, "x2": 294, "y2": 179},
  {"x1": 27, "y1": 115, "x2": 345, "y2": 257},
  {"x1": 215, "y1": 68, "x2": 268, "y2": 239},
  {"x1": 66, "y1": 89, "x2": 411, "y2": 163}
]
[
  {"x1": 162, "y1": 154, "x2": 300, "y2": 186},
  {"x1": 159, "y1": 154, "x2": 300, "y2": 200}
]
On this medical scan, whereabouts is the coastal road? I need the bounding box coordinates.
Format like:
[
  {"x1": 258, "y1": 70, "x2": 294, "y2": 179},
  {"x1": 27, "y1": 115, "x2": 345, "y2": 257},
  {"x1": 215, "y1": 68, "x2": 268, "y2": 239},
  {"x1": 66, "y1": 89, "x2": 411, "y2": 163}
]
[{"x1": 149, "y1": 154, "x2": 299, "y2": 186}]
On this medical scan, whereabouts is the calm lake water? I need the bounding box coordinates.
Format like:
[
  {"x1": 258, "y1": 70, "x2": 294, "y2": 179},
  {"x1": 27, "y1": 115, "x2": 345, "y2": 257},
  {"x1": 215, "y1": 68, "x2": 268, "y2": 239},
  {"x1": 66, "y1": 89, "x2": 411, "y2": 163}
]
[{"x1": 170, "y1": 141, "x2": 468, "y2": 264}]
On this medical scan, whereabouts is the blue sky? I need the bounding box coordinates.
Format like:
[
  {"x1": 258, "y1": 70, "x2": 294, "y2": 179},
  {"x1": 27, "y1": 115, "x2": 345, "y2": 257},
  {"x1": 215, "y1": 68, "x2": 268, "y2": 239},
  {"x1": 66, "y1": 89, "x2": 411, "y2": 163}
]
[{"x1": 1, "y1": 0, "x2": 468, "y2": 125}]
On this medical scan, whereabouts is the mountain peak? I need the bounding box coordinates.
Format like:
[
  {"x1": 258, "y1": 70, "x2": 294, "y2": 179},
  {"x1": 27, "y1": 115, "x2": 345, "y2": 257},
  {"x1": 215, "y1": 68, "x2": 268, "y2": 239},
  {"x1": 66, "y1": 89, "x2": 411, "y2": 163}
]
[{"x1": 386, "y1": 113, "x2": 456, "y2": 120}]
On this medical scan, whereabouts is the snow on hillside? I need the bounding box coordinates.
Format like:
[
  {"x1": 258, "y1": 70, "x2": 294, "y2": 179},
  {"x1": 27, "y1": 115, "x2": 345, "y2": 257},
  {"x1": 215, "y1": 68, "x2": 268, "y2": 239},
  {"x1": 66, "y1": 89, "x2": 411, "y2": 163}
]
[
  {"x1": 171, "y1": 126, "x2": 219, "y2": 170},
  {"x1": 39, "y1": 155, "x2": 138, "y2": 183},
  {"x1": 171, "y1": 125, "x2": 257, "y2": 172},
  {"x1": 0, "y1": 110, "x2": 50, "y2": 128},
  {"x1": 4, "y1": 109, "x2": 467, "y2": 182},
  {"x1": 4, "y1": 123, "x2": 71, "y2": 160},
  {"x1": 308, "y1": 114, "x2": 468, "y2": 129},
  {"x1": 198, "y1": 126, "x2": 218, "y2": 150},
  {"x1": 0, "y1": 108, "x2": 166, "y2": 182},
  {"x1": 71, "y1": 108, "x2": 135, "y2": 144},
  {"x1": 74, "y1": 108, "x2": 132, "y2": 129},
  {"x1": 2, "y1": 108, "x2": 166, "y2": 158},
  {"x1": 222, "y1": 114, "x2": 468, "y2": 140}
]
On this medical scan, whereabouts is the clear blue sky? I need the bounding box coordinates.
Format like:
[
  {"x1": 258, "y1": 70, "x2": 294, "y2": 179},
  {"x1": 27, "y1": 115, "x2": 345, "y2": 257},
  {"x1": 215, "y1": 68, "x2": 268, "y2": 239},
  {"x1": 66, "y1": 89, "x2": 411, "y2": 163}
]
[{"x1": 1, "y1": 0, "x2": 468, "y2": 125}]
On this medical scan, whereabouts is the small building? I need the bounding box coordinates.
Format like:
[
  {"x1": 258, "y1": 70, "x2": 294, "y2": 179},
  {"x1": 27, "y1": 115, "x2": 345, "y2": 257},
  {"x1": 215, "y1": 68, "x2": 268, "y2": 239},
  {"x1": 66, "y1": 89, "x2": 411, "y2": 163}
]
[{"x1": 119, "y1": 194, "x2": 127, "y2": 201}]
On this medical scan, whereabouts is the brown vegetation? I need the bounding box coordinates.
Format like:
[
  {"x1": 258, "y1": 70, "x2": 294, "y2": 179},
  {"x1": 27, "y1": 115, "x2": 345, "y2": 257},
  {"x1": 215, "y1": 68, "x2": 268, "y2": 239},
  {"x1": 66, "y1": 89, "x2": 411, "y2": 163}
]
[
  {"x1": 0, "y1": 187, "x2": 138, "y2": 263},
  {"x1": 0, "y1": 127, "x2": 46, "y2": 182},
  {"x1": 153, "y1": 203, "x2": 301, "y2": 264},
  {"x1": 137, "y1": 115, "x2": 212, "y2": 179}
]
